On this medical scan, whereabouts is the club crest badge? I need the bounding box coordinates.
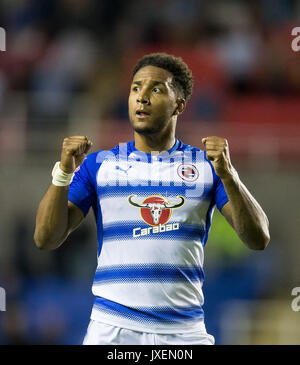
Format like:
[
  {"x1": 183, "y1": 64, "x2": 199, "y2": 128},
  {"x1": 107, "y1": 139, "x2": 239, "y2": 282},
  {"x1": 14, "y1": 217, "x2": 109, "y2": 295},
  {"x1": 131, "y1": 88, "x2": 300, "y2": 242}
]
[{"x1": 177, "y1": 164, "x2": 199, "y2": 182}]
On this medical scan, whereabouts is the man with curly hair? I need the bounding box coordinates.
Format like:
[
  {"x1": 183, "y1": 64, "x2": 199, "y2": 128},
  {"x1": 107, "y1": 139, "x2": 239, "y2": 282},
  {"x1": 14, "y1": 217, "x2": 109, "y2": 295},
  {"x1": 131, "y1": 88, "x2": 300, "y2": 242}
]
[{"x1": 34, "y1": 53, "x2": 270, "y2": 345}]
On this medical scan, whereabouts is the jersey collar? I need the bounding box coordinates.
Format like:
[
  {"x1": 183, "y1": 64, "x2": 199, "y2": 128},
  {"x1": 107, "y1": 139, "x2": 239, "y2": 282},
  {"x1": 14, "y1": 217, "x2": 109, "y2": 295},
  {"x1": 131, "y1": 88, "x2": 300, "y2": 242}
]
[{"x1": 128, "y1": 138, "x2": 181, "y2": 158}]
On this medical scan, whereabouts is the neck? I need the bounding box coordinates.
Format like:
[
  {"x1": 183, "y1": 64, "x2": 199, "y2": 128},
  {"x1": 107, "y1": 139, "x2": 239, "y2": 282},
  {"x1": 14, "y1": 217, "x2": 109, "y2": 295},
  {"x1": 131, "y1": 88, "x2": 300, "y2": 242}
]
[{"x1": 134, "y1": 129, "x2": 176, "y2": 154}]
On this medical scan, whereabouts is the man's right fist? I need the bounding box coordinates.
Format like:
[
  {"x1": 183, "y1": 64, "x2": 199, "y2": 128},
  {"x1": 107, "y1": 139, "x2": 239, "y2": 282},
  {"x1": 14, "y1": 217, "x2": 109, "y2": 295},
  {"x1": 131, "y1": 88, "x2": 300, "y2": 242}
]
[{"x1": 60, "y1": 136, "x2": 93, "y2": 174}]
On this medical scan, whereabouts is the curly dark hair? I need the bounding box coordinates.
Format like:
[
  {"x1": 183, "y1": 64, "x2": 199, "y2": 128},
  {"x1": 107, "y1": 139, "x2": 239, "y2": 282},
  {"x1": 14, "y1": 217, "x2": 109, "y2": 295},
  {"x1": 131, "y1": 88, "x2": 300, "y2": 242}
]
[{"x1": 132, "y1": 53, "x2": 194, "y2": 101}]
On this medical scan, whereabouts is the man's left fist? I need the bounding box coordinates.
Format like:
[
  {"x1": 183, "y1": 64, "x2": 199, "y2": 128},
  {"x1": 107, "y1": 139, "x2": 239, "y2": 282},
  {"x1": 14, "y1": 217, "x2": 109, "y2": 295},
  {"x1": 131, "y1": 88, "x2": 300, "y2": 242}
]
[{"x1": 202, "y1": 136, "x2": 234, "y2": 179}]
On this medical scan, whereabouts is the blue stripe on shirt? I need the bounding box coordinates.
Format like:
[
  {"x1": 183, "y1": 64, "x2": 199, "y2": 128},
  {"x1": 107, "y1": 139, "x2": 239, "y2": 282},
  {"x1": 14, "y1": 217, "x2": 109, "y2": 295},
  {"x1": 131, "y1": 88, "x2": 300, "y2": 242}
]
[
  {"x1": 93, "y1": 296, "x2": 204, "y2": 324},
  {"x1": 97, "y1": 183, "x2": 212, "y2": 200},
  {"x1": 102, "y1": 222, "x2": 205, "y2": 242},
  {"x1": 93, "y1": 263, "x2": 205, "y2": 285}
]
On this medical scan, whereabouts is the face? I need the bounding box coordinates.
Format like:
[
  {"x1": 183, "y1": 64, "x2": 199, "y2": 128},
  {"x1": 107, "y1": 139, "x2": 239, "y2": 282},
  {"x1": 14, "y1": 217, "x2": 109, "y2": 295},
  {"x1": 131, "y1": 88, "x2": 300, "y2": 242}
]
[{"x1": 128, "y1": 65, "x2": 182, "y2": 136}]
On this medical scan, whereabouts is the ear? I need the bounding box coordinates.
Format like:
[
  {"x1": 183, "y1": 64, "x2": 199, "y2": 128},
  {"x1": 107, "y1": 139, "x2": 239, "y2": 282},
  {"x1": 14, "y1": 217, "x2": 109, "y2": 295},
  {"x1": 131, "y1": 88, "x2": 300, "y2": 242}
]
[{"x1": 173, "y1": 98, "x2": 186, "y2": 116}]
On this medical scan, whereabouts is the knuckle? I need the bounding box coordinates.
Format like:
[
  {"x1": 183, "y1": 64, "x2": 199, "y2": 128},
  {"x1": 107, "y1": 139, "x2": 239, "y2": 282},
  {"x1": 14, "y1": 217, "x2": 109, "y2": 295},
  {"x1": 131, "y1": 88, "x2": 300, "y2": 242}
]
[{"x1": 63, "y1": 142, "x2": 72, "y2": 149}]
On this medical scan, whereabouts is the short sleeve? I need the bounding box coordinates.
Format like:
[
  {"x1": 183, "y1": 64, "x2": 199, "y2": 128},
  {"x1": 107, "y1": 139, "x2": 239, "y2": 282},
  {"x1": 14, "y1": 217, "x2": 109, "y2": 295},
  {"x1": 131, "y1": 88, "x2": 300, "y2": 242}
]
[
  {"x1": 215, "y1": 175, "x2": 229, "y2": 211},
  {"x1": 68, "y1": 156, "x2": 96, "y2": 217}
]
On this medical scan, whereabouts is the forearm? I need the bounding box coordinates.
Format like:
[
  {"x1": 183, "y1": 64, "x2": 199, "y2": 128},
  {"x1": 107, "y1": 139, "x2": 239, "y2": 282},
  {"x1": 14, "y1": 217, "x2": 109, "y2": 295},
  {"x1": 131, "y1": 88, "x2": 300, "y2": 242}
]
[
  {"x1": 222, "y1": 171, "x2": 270, "y2": 250},
  {"x1": 34, "y1": 184, "x2": 70, "y2": 250}
]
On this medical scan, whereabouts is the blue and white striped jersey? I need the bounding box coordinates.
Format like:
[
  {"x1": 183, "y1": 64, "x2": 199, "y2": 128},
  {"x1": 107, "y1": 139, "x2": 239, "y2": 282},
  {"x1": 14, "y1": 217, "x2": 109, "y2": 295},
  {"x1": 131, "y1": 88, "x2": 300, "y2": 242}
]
[{"x1": 68, "y1": 139, "x2": 229, "y2": 333}]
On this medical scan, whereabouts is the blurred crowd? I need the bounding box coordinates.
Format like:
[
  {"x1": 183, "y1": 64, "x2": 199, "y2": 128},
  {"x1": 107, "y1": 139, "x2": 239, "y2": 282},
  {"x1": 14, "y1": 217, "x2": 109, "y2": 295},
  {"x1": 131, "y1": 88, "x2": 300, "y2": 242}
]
[
  {"x1": 0, "y1": 0, "x2": 300, "y2": 126},
  {"x1": 0, "y1": 0, "x2": 299, "y2": 345}
]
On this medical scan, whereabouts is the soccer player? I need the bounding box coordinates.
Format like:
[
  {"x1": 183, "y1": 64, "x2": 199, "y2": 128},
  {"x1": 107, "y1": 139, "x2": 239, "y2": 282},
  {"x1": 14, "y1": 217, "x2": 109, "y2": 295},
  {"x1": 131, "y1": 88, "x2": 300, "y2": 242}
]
[{"x1": 34, "y1": 53, "x2": 270, "y2": 345}]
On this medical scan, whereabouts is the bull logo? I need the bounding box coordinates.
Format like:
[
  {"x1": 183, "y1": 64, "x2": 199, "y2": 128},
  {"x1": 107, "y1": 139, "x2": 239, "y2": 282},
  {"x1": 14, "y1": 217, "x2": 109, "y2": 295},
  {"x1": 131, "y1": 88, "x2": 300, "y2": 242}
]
[{"x1": 128, "y1": 195, "x2": 185, "y2": 226}]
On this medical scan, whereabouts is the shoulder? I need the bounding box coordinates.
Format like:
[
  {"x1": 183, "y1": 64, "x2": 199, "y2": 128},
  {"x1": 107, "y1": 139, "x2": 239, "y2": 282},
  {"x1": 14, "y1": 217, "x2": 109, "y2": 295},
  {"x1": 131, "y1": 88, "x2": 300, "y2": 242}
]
[
  {"x1": 85, "y1": 143, "x2": 123, "y2": 165},
  {"x1": 83, "y1": 142, "x2": 131, "y2": 171},
  {"x1": 178, "y1": 140, "x2": 207, "y2": 159}
]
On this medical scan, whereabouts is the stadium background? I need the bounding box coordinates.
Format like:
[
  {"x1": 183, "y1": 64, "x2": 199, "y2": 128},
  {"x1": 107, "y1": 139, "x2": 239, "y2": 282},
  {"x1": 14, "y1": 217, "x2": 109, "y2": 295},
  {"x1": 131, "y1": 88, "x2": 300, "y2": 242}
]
[{"x1": 0, "y1": 0, "x2": 300, "y2": 344}]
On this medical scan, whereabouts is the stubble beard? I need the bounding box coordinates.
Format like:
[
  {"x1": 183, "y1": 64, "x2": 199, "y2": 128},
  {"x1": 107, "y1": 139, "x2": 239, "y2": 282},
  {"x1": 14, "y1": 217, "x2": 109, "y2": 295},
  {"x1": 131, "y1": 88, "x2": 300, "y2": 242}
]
[
  {"x1": 130, "y1": 114, "x2": 168, "y2": 136},
  {"x1": 133, "y1": 125, "x2": 161, "y2": 135}
]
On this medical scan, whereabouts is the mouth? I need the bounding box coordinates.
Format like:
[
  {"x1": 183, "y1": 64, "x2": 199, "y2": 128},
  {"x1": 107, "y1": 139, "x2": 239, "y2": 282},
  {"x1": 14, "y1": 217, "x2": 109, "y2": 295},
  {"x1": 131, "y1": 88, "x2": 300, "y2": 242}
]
[{"x1": 136, "y1": 110, "x2": 150, "y2": 119}]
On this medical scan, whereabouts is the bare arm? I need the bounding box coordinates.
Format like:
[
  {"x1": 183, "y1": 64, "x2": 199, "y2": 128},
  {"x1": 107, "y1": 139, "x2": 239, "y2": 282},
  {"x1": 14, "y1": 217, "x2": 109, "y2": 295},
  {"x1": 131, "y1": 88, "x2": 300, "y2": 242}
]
[
  {"x1": 34, "y1": 184, "x2": 84, "y2": 250},
  {"x1": 202, "y1": 136, "x2": 270, "y2": 250},
  {"x1": 34, "y1": 136, "x2": 92, "y2": 250},
  {"x1": 220, "y1": 174, "x2": 270, "y2": 250}
]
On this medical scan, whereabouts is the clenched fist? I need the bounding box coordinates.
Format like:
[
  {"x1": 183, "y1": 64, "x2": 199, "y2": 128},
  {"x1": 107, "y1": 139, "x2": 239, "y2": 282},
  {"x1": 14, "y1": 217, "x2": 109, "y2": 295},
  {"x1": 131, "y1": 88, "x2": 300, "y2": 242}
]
[
  {"x1": 60, "y1": 136, "x2": 92, "y2": 174},
  {"x1": 202, "y1": 136, "x2": 235, "y2": 179}
]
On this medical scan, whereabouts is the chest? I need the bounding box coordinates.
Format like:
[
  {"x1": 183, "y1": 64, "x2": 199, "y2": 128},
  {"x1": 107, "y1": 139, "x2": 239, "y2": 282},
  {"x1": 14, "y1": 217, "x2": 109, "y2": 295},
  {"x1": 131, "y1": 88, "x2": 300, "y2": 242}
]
[{"x1": 95, "y1": 156, "x2": 215, "y2": 226}]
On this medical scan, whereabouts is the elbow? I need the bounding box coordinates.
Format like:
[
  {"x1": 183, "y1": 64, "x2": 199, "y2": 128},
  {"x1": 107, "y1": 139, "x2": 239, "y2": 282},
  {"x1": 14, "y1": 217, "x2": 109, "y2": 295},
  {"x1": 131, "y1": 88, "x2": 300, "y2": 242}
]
[
  {"x1": 261, "y1": 231, "x2": 271, "y2": 250},
  {"x1": 260, "y1": 216, "x2": 270, "y2": 249},
  {"x1": 33, "y1": 229, "x2": 56, "y2": 250},
  {"x1": 257, "y1": 219, "x2": 270, "y2": 250},
  {"x1": 34, "y1": 232, "x2": 48, "y2": 250},
  {"x1": 253, "y1": 237, "x2": 270, "y2": 250},
  {"x1": 249, "y1": 230, "x2": 270, "y2": 251},
  {"x1": 248, "y1": 216, "x2": 270, "y2": 250}
]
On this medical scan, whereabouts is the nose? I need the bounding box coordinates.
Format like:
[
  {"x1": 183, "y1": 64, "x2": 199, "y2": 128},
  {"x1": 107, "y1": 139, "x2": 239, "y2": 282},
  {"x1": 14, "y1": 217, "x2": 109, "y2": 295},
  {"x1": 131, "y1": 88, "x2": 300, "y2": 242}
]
[{"x1": 137, "y1": 90, "x2": 150, "y2": 105}]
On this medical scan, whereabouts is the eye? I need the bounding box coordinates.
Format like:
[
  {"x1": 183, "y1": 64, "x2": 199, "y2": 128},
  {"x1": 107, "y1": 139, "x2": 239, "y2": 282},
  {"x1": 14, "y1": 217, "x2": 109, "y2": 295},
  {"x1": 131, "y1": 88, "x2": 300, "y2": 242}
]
[
  {"x1": 153, "y1": 87, "x2": 161, "y2": 93},
  {"x1": 132, "y1": 86, "x2": 139, "y2": 92}
]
